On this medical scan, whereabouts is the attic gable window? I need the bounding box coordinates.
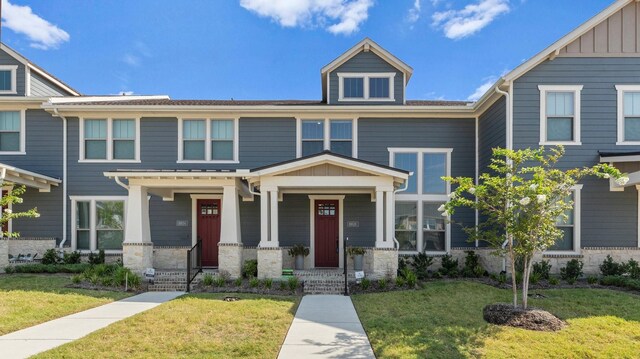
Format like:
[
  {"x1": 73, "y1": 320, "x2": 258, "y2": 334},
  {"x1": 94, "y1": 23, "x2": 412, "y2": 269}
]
[
  {"x1": 0, "y1": 65, "x2": 17, "y2": 94},
  {"x1": 338, "y1": 73, "x2": 395, "y2": 102}
]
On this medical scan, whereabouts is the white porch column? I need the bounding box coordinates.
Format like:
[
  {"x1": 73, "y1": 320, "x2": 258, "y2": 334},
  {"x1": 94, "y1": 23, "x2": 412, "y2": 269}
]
[
  {"x1": 260, "y1": 187, "x2": 270, "y2": 245},
  {"x1": 258, "y1": 186, "x2": 282, "y2": 279},
  {"x1": 384, "y1": 190, "x2": 395, "y2": 248},
  {"x1": 269, "y1": 189, "x2": 280, "y2": 247},
  {"x1": 375, "y1": 189, "x2": 385, "y2": 247},
  {"x1": 220, "y1": 185, "x2": 242, "y2": 244},
  {"x1": 122, "y1": 185, "x2": 153, "y2": 273}
]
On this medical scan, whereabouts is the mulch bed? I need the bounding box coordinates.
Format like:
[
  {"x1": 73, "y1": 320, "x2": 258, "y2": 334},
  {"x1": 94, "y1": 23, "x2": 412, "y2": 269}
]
[
  {"x1": 483, "y1": 303, "x2": 566, "y2": 331},
  {"x1": 66, "y1": 282, "x2": 145, "y2": 293}
]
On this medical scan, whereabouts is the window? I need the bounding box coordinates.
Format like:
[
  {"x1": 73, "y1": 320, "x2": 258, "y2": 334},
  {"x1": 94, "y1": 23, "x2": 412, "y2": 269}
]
[
  {"x1": 539, "y1": 85, "x2": 582, "y2": 145},
  {"x1": 0, "y1": 110, "x2": 24, "y2": 153},
  {"x1": 297, "y1": 118, "x2": 357, "y2": 158},
  {"x1": 338, "y1": 73, "x2": 395, "y2": 101},
  {"x1": 0, "y1": 65, "x2": 17, "y2": 94},
  {"x1": 179, "y1": 118, "x2": 238, "y2": 162},
  {"x1": 72, "y1": 197, "x2": 126, "y2": 252},
  {"x1": 547, "y1": 185, "x2": 582, "y2": 253},
  {"x1": 390, "y1": 148, "x2": 452, "y2": 253},
  {"x1": 80, "y1": 118, "x2": 139, "y2": 162},
  {"x1": 616, "y1": 85, "x2": 640, "y2": 144}
]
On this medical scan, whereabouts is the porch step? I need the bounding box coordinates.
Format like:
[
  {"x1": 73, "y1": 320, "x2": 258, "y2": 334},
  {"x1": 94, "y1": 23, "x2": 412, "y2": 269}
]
[
  {"x1": 303, "y1": 279, "x2": 346, "y2": 295},
  {"x1": 147, "y1": 270, "x2": 198, "y2": 292}
]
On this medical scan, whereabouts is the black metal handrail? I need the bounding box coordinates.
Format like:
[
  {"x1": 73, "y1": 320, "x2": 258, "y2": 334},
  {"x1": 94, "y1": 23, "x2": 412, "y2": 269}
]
[{"x1": 186, "y1": 239, "x2": 202, "y2": 292}]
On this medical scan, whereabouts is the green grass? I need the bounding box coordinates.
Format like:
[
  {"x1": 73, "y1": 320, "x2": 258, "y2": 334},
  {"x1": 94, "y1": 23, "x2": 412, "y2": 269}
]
[
  {"x1": 0, "y1": 274, "x2": 131, "y2": 335},
  {"x1": 36, "y1": 293, "x2": 299, "y2": 359},
  {"x1": 352, "y1": 281, "x2": 640, "y2": 358}
]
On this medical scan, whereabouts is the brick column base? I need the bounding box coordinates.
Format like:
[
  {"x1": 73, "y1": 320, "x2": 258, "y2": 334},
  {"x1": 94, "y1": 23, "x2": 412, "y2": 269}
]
[
  {"x1": 218, "y1": 243, "x2": 243, "y2": 279},
  {"x1": 123, "y1": 242, "x2": 153, "y2": 274},
  {"x1": 371, "y1": 248, "x2": 398, "y2": 280},
  {"x1": 257, "y1": 247, "x2": 283, "y2": 279},
  {"x1": 0, "y1": 239, "x2": 8, "y2": 273}
]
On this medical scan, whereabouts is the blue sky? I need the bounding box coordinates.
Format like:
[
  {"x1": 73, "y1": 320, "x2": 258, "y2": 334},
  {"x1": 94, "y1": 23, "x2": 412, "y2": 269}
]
[{"x1": 1, "y1": 0, "x2": 613, "y2": 101}]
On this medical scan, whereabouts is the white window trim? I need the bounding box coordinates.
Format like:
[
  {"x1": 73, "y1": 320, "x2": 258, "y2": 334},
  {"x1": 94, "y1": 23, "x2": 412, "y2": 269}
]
[
  {"x1": 0, "y1": 65, "x2": 18, "y2": 95},
  {"x1": 616, "y1": 85, "x2": 640, "y2": 145},
  {"x1": 177, "y1": 117, "x2": 239, "y2": 164},
  {"x1": 337, "y1": 72, "x2": 396, "y2": 102},
  {"x1": 70, "y1": 196, "x2": 127, "y2": 253},
  {"x1": 538, "y1": 85, "x2": 583, "y2": 145},
  {"x1": 545, "y1": 184, "x2": 582, "y2": 255},
  {"x1": 79, "y1": 117, "x2": 141, "y2": 163},
  {"x1": 0, "y1": 109, "x2": 26, "y2": 155},
  {"x1": 296, "y1": 117, "x2": 358, "y2": 158},
  {"x1": 389, "y1": 147, "x2": 453, "y2": 255}
]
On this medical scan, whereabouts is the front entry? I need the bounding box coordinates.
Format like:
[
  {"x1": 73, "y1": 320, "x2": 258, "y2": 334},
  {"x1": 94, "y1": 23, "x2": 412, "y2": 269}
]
[
  {"x1": 197, "y1": 199, "x2": 221, "y2": 267},
  {"x1": 314, "y1": 200, "x2": 339, "y2": 267}
]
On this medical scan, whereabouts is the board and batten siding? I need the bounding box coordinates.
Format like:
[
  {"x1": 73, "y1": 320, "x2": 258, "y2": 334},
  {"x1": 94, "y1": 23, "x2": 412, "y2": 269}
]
[
  {"x1": 358, "y1": 117, "x2": 477, "y2": 247},
  {"x1": 0, "y1": 49, "x2": 25, "y2": 96},
  {"x1": 478, "y1": 97, "x2": 506, "y2": 172},
  {"x1": 328, "y1": 51, "x2": 404, "y2": 105},
  {"x1": 513, "y1": 56, "x2": 640, "y2": 247}
]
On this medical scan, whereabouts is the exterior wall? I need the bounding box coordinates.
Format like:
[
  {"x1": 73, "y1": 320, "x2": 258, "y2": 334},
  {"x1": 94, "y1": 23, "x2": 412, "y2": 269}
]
[
  {"x1": 7, "y1": 238, "x2": 56, "y2": 257},
  {"x1": 358, "y1": 118, "x2": 477, "y2": 248},
  {"x1": 30, "y1": 72, "x2": 68, "y2": 97},
  {"x1": 478, "y1": 97, "x2": 506, "y2": 172},
  {"x1": 513, "y1": 57, "x2": 640, "y2": 248},
  {"x1": 329, "y1": 51, "x2": 404, "y2": 105},
  {"x1": 153, "y1": 246, "x2": 188, "y2": 269},
  {"x1": 0, "y1": 49, "x2": 25, "y2": 96}
]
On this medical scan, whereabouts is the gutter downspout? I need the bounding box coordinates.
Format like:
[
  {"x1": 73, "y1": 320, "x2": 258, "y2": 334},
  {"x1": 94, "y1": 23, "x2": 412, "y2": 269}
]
[
  {"x1": 53, "y1": 108, "x2": 68, "y2": 249},
  {"x1": 114, "y1": 176, "x2": 129, "y2": 191},
  {"x1": 495, "y1": 84, "x2": 513, "y2": 273},
  {"x1": 392, "y1": 172, "x2": 413, "y2": 248}
]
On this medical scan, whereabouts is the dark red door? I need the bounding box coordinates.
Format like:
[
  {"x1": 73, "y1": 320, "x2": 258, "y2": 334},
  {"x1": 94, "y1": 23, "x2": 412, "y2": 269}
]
[
  {"x1": 315, "y1": 200, "x2": 339, "y2": 267},
  {"x1": 197, "y1": 199, "x2": 221, "y2": 267}
]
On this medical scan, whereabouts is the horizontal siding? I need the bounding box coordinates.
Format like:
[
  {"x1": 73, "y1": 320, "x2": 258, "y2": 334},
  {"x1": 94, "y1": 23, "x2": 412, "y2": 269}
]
[
  {"x1": 479, "y1": 97, "x2": 506, "y2": 172},
  {"x1": 514, "y1": 57, "x2": 640, "y2": 247},
  {"x1": 329, "y1": 51, "x2": 404, "y2": 105},
  {"x1": 30, "y1": 72, "x2": 66, "y2": 97}
]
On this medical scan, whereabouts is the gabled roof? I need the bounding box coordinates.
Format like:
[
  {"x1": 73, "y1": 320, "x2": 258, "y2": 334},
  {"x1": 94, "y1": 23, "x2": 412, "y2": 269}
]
[
  {"x1": 1, "y1": 43, "x2": 81, "y2": 96},
  {"x1": 321, "y1": 38, "x2": 414, "y2": 101}
]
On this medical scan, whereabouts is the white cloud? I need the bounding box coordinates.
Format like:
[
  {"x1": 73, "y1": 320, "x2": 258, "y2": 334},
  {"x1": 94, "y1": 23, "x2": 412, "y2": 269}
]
[
  {"x1": 432, "y1": 0, "x2": 509, "y2": 40},
  {"x1": 1, "y1": 0, "x2": 69, "y2": 50},
  {"x1": 467, "y1": 77, "x2": 496, "y2": 101},
  {"x1": 239, "y1": 0, "x2": 373, "y2": 35},
  {"x1": 122, "y1": 54, "x2": 140, "y2": 66},
  {"x1": 407, "y1": 0, "x2": 421, "y2": 23}
]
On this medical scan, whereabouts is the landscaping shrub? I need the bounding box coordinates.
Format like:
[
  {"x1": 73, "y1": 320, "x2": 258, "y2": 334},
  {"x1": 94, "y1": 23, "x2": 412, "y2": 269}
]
[
  {"x1": 249, "y1": 277, "x2": 260, "y2": 288},
  {"x1": 263, "y1": 278, "x2": 273, "y2": 289},
  {"x1": 397, "y1": 257, "x2": 409, "y2": 277},
  {"x1": 410, "y1": 253, "x2": 433, "y2": 280},
  {"x1": 242, "y1": 259, "x2": 258, "y2": 279},
  {"x1": 42, "y1": 249, "x2": 60, "y2": 265},
  {"x1": 395, "y1": 276, "x2": 406, "y2": 287},
  {"x1": 88, "y1": 249, "x2": 105, "y2": 265},
  {"x1": 71, "y1": 274, "x2": 82, "y2": 284},
  {"x1": 63, "y1": 251, "x2": 82, "y2": 264},
  {"x1": 4, "y1": 266, "x2": 15, "y2": 274},
  {"x1": 80, "y1": 263, "x2": 141, "y2": 289},
  {"x1": 202, "y1": 273, "x2": 214, "y2": 286},
  {"x1": 360, "y1": 278, "x2": 371, "y2": 290},
  {"x1": 279, "y1": 281, "x2": 287, "y2": 291},
  {"x1": 377, "y1": 278, "x2": 387, "y2": 289},
  {"x1": 403, "y1": 269, "x2": 417, "y2": 288},
  {"x1": 600, "y1": 275, "x2": 640, "y2": 291},
  {"x1": 587, "y1": 276, "x2": 598, "y2": 285},
  {"x1": 600, "y1": 255, "x2": 626, "y2": 276},
  {"x1": 12, "y1": 263, "x2": 89, "y2": 274},
  {"x1": 439, "y1": 254, "x2": 459, "y2": 277},
  {"x1": 219, "y1": 270, "x2": 231, "y2": 281},
  {"x1": 530, "y1": 272, "x2": 541, "y2": 285},
  {"x1": 515, "y1": 271, "x2": 523, "y2": 285},
  {"x1": 462, "y1": 251, "x2": 485, "y2": 278},
  {"x1": 626, "y1": 259, "x2": 640, "y2": 279},
  {"x1": 287, "y1": 277, "x2": 299, "y2": 291},
  {"x1": 560, "y1": 259, "x2": 584, "y2": 282},
  {"x1": 532, "y1": 260, "x2": 552, "y2": 280},
  {"x1": 234, "y1": 278, "x2": 243, "y2": 287},
  {"x1": 212, "y1": 276, "x2": 225, "y2": 287},
  {"x1": 549, "y1": 277, "x2": 560, "y2": 285}
]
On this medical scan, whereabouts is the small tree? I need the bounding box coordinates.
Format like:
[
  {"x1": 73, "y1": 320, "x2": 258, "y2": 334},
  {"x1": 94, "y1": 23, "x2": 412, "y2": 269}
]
[
  {"x1": 443, "y1": 146, "x2": 625, "y2": 309},
  {"x1": 1, "y1": 185, "x2": 39, "y2": 238}
]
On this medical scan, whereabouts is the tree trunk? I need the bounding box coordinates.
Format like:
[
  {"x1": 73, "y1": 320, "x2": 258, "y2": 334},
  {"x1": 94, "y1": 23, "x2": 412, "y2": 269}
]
[
  {"x1": 509, "y1": 238, "x2": 517, "y2": 308},
  {"x1": 522, "y1": 255, "x2": 534, "y2": 309}
]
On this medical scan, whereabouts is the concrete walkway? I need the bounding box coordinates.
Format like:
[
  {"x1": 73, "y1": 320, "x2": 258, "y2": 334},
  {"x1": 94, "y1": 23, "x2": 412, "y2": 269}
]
[
  {"x1": 0, "y1": 291, "x2": 184, "y2": 359},
  {"x1": 278, "y1": 295, "x2": 375, "y2": 359}
]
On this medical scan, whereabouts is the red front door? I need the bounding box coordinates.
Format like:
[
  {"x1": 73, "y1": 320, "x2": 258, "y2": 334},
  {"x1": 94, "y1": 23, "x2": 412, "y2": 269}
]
[
  {"x1": 314, "y1": 200, "x2": 339, "y2": 267},
  {"x1": 197, "y1": 199, "x2": 221, "y2": 267}
]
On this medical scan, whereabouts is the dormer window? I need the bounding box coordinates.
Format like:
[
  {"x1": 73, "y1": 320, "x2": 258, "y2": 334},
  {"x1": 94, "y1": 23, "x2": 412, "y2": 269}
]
[
  {"x1": 338, "y1": 73, "x2": 395, "y2": 102},
  {"x1": 0, "y1": 65, "x2": 18, "y2": 94}
]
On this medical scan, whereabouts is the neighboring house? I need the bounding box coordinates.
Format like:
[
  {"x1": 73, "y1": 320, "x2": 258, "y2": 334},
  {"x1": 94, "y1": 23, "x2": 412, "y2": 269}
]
[{"x1": 1, "y1": 0, "x2": 640, "y2": 277}]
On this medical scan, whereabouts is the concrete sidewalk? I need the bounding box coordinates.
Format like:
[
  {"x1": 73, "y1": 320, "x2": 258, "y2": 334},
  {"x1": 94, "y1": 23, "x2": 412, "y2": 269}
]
[
  {"x1": 278, "y1": 295, "x2": 375, "y2": 359},
  {"x1": 0, "y1": 291, "x2": 184, "y2": 359}
]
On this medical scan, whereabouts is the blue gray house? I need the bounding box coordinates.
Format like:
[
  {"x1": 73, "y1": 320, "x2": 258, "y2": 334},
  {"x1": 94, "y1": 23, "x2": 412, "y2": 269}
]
[{"x1": 1, "y1": 0, "x2": 640, "y2": 278}]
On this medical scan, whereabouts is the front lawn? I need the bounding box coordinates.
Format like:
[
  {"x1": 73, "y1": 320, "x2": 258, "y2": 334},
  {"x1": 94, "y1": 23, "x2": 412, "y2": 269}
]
[
  {"x1": 0, "y1": 274, "x2": 131, "y2": 335},
  {"x1": 36, "y1": 293, "x2": 298, "y2": 359},
  {"x1": 352, "y1": 281, "x2": 640, "y2": 358}
]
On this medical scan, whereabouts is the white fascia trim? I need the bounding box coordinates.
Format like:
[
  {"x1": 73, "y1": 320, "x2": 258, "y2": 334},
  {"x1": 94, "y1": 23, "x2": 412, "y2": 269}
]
[
  {"x1": 177, "y1": 117, "x2": 239, "y2": 163},
  {"x1": 308, "y1": 195, "x2": 345, "y2": 269},
  {"x1": 79, "y1": 117, "x2": 141, "y2": 162},
  {"x1": 0, "y1": 65, "x2": 18, "y2": 95},
  {"x1": 544, "y1": 184, "x2": 582, "y2": 255},
  {"x1": 615, "y1": 85, "x2": 640, "y2": 145},
  {"x1": 48, "y1": 95, "x2": 169, "y2": 104},
  {"x1": 337, "y1": 72, "x2": 396, "y2": 102},
  {"x1": 538, "y1": 85, "x2": 583, "y2": 146},
  {"x1": 296, "y1": 117, "x2": 359, "y2": 159},
  {"x1": 69, "y1": 196, "x2": 128, "y2": 252}
]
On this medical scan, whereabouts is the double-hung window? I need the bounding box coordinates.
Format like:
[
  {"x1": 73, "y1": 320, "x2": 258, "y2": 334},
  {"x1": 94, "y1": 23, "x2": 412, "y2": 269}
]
[
  {"x1": 0, "y1": 110, "x2": 25, "y2": 154},
  {"x1": 0, "y1": 65, "x2": 17, "y2": 94},
  {"x1": 298, "y1": 118, "x2": 357, "y2": 158},
  {"x1": 548, "y1": 185, "x2": 582, "y2": 253},
  {"x1": 390, "y1": 148, "x2": 452, "y2": 253},
  {"x1": 179, "y1": 118, "x2": 238, "y2": 162},
  {"x1": 616, "y1": 85, "x2": 640, "y2": 144},
  {"x1": 338, "y1": 73, "x2": 395, "y2": 101},
  {"x1": 80, "y1": 118, "x2": 139, "y2": 162},
  {"x1": 539, "y1": 85, "x2": 582, "y2": 145},
  {"x1": 72, "y1": 197, "x2": 126, "y2": 252}
]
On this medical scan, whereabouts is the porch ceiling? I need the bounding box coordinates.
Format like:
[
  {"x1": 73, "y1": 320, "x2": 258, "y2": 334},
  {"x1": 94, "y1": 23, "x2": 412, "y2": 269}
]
[{"x1": 0, "y1": 162, "x2": 61, "y2": 192}]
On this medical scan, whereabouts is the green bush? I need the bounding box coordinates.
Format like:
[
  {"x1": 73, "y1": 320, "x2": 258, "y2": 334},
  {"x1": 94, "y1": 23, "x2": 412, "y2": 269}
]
[
  {"x1": 41, "y1": 249, "x2": 60, "y2": 265},
  {"x1": 397, "y1": 257, "x2": 409, "y2": 277},
  {"x1": 360, "y1": 278, "x2": 371, "y2": 290},
  {"x1": 515, "y1": 271, "x2": 523, "y2": 285},
  {"x1": 71, "y1": 274, "x2": 82, "y2": 284},
  {"x1": 4, "y1": 266, "x2": 15, "y2": 274},
  {"x1": 600, "y1": 255, "x2": 626, "y2": 276},
  {"x1": 560, "y1": 259, "x2": 584, "y2": 281},
  {"x1": 395, "y1": 276, "x2": 406, "y2": 287},
  {"x1": 263, "y1": 278, "x2": 273, "y2": 289},
  {"x1": 234, "y1": 278, "x2": 243, "y2": 287},
  {"x1": 249, "y1": 277, "x2": 260, "y2": 288},
  {"x1": 403, "y1": 268, "x2": 417, "y2": 288},
  {"x1": 530, "y1": 272, "x2": 541, "y2": 285},
  {"x1": 242, "y1": 259, "x2": 258, "y2": 279},
  {"x1": 63, "y1": 251, "x2": 82, "y2": 264},
  {"x1": 212, "y1": 277, "x2": 225, "y2": 287},
  {"x1": 279, "y1": 281, "x2": 287, "y2": 291},
  {"x1": 462, "y1": 251, "x2": 484, "y2": 278},
  {"x1": 377, "y1": 278, "x2": 387, "y2": 289},
  {"x1": 410, "y1": 253, "x2": 433, "y2": 280},
  {"x1": 587, "y1": 275, "x2": 598, "y2": 284},
  {"x1": 549, "y1": 277, "x2": 560, "y2": 285},
  {"x1": 627, "y1": 259, "x2": 640, "y2": 279},
  {"x1": 532, "y1": 260, "x2": 552, "y2": 280},
  {"x1": 439, "y1": 254, "x2": 459, "y2": 277},
  {"x1": 287, "y1": 277, "x2": 299, "y2": 291},
  {"x1": 88, "y1": 249, "x2": 105, "y2": 265},
  {"x1": 600, "y1": 275, "x2": 640, "y2": 291},
  {"x1": 12, "y1": 263, "x2": 89, "y2": 274},
  {"x1": 202, "y1": 273, "x2": 214, "y2": 286}
]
